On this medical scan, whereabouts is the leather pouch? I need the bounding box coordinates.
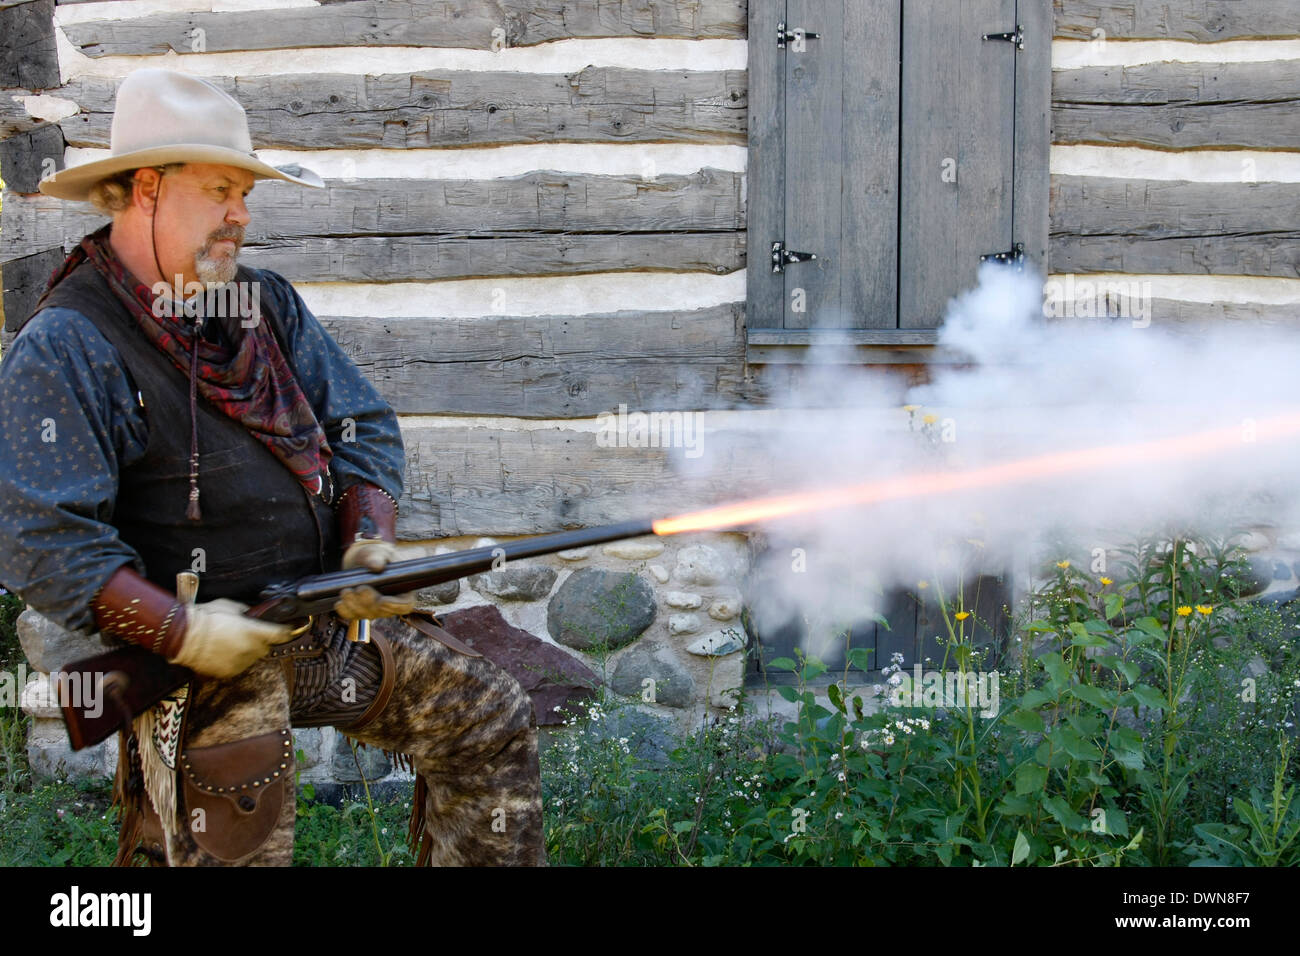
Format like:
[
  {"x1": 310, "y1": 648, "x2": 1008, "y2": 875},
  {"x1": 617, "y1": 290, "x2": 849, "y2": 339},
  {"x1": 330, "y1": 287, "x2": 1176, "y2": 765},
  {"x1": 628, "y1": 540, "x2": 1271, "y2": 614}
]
[{"x1": 180, "y1": 729, "x2": 293, "y2": 862}]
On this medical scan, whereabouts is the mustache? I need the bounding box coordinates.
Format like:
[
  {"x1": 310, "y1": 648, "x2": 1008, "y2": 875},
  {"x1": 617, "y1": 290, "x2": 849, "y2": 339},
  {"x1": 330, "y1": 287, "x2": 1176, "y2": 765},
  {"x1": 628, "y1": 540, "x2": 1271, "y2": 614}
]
[{"x1": 203, "y1": 226, "x2": 245, "y2": 250}]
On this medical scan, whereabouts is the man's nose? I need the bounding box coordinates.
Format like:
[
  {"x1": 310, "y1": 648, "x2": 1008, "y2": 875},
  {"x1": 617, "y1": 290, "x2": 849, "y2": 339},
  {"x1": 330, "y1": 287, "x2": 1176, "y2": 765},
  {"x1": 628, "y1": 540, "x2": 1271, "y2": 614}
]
[{"x1": 227, "y1": 193, "x2": 252, "y2": 227}]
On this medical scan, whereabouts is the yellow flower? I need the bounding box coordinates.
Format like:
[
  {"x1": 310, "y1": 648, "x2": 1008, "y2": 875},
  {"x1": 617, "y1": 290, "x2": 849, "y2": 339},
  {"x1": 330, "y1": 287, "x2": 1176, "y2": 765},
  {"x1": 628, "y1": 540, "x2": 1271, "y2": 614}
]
[
  {"x1": 922, "y1": 414, "x2": 938, "y2": 424},
  {"x1": 1099, "y1": 577, "x2": 1113, "y2": 586},
  {"x1": 1196, "y1": 604, "x2": 1213, "y2": 616},
  {"x1": 902, "y1": 404, "x2": 919, "y2": 412},
  {"x1": 917, "y1": 580, "x2": 929, "y2": 590},
  {"x1": 1056, "y1": 560, "x2": 1070, "y2": 569},
  {"x1": 1176, "y1": 606, "x2": 1192, "y2": 617},
  {"x1": 954, "y1": 611, "x2": 970, "y2": 621}
]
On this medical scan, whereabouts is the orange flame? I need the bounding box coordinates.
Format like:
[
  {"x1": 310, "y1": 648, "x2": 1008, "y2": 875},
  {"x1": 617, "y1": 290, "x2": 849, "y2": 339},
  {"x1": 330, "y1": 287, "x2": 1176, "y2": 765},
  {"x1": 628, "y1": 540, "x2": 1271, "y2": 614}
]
[{"x1": 651, "y1": 411, "x2": 1300, "y2": 536}]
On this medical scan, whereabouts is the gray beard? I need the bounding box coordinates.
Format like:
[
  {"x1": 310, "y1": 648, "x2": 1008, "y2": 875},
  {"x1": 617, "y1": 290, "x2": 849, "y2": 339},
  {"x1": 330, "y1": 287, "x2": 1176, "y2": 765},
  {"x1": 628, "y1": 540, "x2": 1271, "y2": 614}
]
[{"x1": 195, "y1": 251, "x2": 238, "y2": 285}]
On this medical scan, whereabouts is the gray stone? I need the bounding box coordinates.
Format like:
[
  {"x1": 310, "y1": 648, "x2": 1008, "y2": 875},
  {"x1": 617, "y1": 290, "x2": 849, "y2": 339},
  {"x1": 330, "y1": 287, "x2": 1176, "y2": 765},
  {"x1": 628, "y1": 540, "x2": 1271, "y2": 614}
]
[
  {"x1": 668, "y1": 613, "x2": 702, "y2": 635},
  {"x1": 664, "y1": 591, "x2": 703, "y2": 610},
  {"x1": 648, "y1": 564, "x2": 670, "y2": 583},
  {"x1": 19, "y1": 672, "x2": 62, "y2": 719},
  {"x1": 686, "y1": 630, "x2": 746, "y2": 657},
  {"x1": 558, "y1": 547, "x2": 592, "y2": 561},
  {"x1": 708, "y1": 590, "x2": 742, "y2": 621},
  {"x1": 673, "y1": 545, "x2": 732, "y2": 586},
  {"x1": 332, "y1": 732, "x2": 393, "y2": 782},
  {"x1": 589, "y1": 707, "x2": 680, "y2": 766},
  {"x1": 546, "y1": 569, "x2": 656, "y2": 651},
  {"x1": 1235, "y1": 556, "x2": 1274, "y2": 597},
  {"x1": 293, "y1": 728, "x2": 325, "y2": 771},
  {"x1": 1232, "y1": 531, "x2": 1272, "y2": 552},
  {"x1": 16, "y1": 608, "x2": 107, "y2": 674},
  {"x1": 414, "y1": 579, "x2": 460, "y2": 605},
  {"x1": 469, "y1": 566, "x2": 558, "y2": 601},
  {"x1": 27, "y1": 716, "x2": 116, "y2": 782},
  {"x1": 603, "y1": 540, "x2": 665, "y2": 560},
  {"x1": 707, "y1": 653, "x2": 746, "y2": 709},
  {"x1": 611, "y1": 642, "x2": 695, "y2": 707}
]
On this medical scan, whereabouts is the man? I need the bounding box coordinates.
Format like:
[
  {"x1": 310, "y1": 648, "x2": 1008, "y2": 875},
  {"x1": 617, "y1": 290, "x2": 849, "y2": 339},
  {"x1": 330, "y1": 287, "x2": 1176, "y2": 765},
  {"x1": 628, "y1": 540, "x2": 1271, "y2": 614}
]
[{"x1": 0, "y1": 69, "x2": 545, "y2": 865}]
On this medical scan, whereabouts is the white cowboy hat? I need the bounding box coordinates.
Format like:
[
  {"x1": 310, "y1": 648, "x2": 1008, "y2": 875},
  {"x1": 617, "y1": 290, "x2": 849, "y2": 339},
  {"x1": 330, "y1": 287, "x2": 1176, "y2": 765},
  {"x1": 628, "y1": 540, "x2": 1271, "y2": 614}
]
[{"x1": 39, "y1": 68, "x2": 324, "y2": 201}]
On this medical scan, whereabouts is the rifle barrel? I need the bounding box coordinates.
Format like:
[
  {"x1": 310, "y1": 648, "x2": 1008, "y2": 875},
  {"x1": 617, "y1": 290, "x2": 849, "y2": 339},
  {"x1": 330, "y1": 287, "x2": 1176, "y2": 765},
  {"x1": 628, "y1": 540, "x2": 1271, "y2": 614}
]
[{"x1": 257, "y1": 518, "x2": 657, "y2": 621}]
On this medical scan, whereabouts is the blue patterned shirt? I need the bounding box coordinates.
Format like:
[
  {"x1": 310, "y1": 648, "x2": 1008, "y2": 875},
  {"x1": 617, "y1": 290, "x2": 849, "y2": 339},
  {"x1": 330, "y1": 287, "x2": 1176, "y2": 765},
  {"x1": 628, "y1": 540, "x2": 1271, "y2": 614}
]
[{"x1": 0, "y1": 268, "x2": 404, "y2": 634}]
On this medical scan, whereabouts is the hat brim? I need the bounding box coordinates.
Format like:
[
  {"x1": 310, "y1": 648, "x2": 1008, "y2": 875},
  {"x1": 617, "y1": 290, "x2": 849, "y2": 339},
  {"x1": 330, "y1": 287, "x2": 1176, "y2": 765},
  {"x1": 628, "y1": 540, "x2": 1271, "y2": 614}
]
[{"x1": 38, "y1": 144, "x2": 324, "y2": 200}]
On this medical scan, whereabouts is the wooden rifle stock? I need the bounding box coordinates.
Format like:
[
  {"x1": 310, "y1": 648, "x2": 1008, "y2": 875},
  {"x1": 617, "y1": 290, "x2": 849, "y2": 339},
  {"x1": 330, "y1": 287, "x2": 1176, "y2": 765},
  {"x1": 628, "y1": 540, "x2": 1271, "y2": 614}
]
[{"x1": 59, "y1": 519, "x2": 655, "y2": 749}]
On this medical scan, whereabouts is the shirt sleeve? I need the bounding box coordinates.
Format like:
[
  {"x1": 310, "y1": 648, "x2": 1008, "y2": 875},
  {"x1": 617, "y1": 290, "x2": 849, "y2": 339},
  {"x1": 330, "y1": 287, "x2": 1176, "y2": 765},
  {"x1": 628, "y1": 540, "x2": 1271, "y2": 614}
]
[
  {"x1": 252, "y1": 270, "x2": 405, "y2": 503},
  {"x1": 0, "y1": 308, "x2": 150, "y2": 634}
]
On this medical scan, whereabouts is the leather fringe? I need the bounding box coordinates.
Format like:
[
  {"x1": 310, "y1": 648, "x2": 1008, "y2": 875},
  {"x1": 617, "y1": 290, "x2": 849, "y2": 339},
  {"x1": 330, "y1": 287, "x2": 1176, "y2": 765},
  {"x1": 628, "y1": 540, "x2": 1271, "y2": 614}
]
[
  {"x1": 386, "y1": 750, "x2": 414, "y2": 774},
  {"x1": 409, "y1": 775, "x2": 433, "y2": 866},
  {"x1": 111, "y1": 730, "x2": 146, "y2": 867},
  {"x1": 136, "y1": 705, "x2": 180, "y2": 852}
]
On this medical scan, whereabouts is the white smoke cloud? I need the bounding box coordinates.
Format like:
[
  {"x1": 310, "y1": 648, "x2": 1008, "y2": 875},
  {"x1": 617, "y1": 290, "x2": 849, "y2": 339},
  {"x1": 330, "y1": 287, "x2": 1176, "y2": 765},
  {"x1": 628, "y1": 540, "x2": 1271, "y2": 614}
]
[{"x1": 682, "y1": 264, "x2": 1300, "y2": 650}]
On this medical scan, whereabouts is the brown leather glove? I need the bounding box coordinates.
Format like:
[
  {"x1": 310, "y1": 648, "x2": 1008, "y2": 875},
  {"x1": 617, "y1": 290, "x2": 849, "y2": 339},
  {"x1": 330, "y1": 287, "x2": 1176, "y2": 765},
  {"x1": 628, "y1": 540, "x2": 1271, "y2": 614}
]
[
  {"x1": 93, "y1": 565, "x2": 293, "y2": 678},
  {"x1": 335, "y1": 483, "x2": 420, "y2": 621}
]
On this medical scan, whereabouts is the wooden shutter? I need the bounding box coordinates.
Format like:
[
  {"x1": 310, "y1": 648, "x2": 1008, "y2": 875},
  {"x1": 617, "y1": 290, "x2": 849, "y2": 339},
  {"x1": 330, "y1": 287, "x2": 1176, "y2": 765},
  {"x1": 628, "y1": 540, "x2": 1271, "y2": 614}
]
[
  {"x1": 746, "y1": 0, "x2": 1050, "y2": 347},
  {"x1": 899, "y1": 0, "x2": 1018, "y2": 328}
]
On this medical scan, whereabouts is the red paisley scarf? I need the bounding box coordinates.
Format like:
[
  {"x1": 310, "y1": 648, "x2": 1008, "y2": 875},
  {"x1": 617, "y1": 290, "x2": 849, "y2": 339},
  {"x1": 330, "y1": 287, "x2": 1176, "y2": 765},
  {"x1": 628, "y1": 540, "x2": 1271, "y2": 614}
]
[{"x1": 45, "y1": 225, "x2": 332, "y2": 518}]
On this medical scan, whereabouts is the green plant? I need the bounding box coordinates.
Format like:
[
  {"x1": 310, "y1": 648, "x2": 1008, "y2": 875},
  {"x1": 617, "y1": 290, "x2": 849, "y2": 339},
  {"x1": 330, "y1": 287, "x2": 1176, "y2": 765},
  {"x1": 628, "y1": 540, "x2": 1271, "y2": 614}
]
[
  {"x1": 542, "y1": 528, "x2": 1297, "y2": 867},
  {"x1": 1189, "y1": 735, "x2": 1300, "y2": 866}
]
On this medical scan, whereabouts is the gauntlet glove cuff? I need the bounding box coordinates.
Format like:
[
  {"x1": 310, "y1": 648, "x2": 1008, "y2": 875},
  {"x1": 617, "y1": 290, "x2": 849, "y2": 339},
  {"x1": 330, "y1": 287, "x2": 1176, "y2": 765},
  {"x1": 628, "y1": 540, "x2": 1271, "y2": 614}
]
[
  {"x1": 337, "y1": 482, "x2": 398, "y2": 546},
  {"x1": 92, "y1": 565, "x2": 189, "y2": 658}
]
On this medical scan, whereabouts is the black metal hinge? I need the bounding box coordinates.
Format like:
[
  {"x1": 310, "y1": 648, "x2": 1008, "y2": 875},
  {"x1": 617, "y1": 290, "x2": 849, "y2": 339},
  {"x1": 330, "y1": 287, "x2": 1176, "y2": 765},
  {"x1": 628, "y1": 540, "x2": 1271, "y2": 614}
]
[
  {"x1": 982, "y1": 24, "x2": 1024, "y2": 50},
  {"x1": 771, "y1": 240, "x2": 818, "y2": 274},
  {"x1": 777, "y1": 21, "x2": 820, "y2": 49},
  {"x1": 980, "y1": 243, "x2": 1025, "y2": 269}
]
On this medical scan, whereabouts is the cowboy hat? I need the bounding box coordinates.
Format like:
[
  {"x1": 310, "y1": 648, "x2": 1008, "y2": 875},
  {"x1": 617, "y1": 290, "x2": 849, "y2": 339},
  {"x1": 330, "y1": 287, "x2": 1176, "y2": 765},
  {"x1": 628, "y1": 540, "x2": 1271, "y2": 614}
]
[{"x1": 39, "y1": 68, "x2": 323, "y2": 201}]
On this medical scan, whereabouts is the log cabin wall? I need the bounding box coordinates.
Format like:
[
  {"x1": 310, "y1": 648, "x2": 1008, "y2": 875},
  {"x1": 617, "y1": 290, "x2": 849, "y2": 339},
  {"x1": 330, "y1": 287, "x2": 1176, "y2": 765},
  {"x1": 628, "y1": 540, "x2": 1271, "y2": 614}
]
[{"x1": 1, "y1": 1, "x2": 1298, "y2": 764}]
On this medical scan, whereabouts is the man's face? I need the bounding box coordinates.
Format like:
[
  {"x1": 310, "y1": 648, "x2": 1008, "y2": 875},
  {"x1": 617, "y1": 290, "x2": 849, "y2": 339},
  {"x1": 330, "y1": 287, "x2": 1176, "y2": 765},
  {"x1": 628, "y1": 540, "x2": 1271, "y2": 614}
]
[{"x1": 144, "y1": 163, "x2": 255, "y2": 288}]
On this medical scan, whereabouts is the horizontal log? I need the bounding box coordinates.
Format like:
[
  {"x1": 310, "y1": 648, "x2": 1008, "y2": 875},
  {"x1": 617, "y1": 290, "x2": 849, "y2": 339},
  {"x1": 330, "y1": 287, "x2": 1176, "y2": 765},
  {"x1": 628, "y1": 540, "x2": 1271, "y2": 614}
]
[
  {"x1": 0, "y1": 170, "x2": 746, "y2": 263},
  {"x1": 1050, "y1": 234, "x2": 1299, "y2": 278},
  {"x1": 1, "y1": 246, "x2": 62, "y2": 332},
  {"x1": 0, "y1": 89, "x2": 50, "y2": 141},
  {"x1": 1049, "y1": 176, "x2": 1299, "y2": 277},
  {"x1": 1053, "y1": 61, "x2": 1300, "y2": 150},
  {"x1": 1147, "y1": 298, "x2": 1300, "y2": 325},
  {"x1": 59, "y1": 68, "x2": 747, "y2": 150},
  {"x1": 61, "y1": 0, "x2": 747, "y2": 57},
  {"x1": 1053, "y1": 0, "x2": 1300, "y2": 41},
  {"x1": 0, "y1": 0, "x2": 59, "y2": 90},
  {"x1": 244, "y1": 233, "x2": 745, "y2": 282},
  {"x1": 0, "y1": 121, "x2": 63, "y2": 193},
  {"x1": 317, "y1": 304, "x2": 753, "y2": 417},
  {"x1": 396, "y1": 413, "x2": 777, "y2": 538}
]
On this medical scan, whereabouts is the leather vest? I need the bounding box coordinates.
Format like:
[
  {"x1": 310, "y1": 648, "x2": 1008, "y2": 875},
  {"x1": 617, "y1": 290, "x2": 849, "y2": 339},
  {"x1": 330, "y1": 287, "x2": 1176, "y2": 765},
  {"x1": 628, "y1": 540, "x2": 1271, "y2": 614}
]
[{"x1": 35, "y1": 263, "x2": 339, "y2": 603}]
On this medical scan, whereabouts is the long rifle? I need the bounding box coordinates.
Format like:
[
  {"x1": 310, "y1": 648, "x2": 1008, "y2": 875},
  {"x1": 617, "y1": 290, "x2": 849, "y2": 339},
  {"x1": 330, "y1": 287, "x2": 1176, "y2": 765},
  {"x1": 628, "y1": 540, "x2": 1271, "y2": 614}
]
[{"x1": 59, "y1": 519, "x2": 655, "y2": 750}]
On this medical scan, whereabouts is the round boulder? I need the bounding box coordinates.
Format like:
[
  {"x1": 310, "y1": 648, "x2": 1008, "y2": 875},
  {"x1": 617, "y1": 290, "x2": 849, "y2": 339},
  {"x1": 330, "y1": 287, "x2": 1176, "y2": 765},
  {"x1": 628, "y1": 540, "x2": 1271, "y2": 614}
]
[{"x1": 547, "y1": 569, "x2": 656, "y2": 651}]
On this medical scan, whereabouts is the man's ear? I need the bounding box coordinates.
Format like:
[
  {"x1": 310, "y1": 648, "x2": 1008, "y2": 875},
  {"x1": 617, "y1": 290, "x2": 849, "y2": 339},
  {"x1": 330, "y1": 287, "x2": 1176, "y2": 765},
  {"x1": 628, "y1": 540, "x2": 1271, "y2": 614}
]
[{"x1": 132, "y1": 167, "x2": 162, "y2": 214}]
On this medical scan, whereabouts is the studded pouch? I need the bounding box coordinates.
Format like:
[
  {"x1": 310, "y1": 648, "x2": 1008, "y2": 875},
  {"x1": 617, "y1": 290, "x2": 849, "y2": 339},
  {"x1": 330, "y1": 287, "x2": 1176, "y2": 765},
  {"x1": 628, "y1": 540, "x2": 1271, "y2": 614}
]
[{"x1": 179, "y1": 729, "x2": 294, "y2": 862}]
